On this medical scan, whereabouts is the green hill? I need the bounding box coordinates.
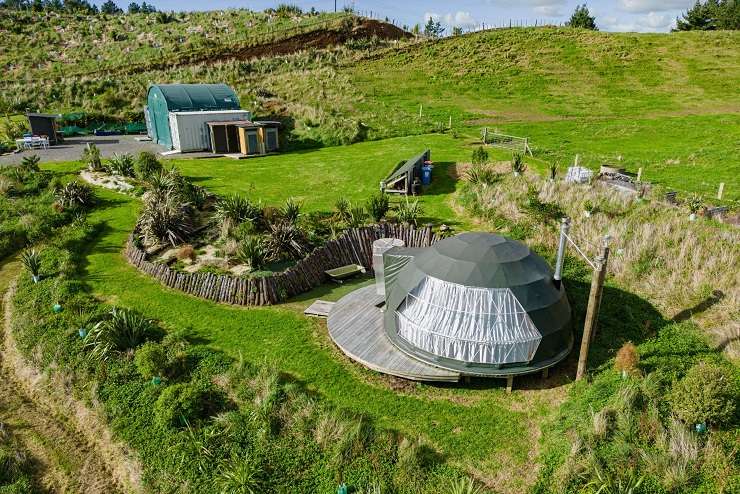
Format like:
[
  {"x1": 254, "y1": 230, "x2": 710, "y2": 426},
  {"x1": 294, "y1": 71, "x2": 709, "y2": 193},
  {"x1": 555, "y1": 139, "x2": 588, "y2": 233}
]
[{"x1": 1, "y1": 11, "x2": 738, "y2": 199}]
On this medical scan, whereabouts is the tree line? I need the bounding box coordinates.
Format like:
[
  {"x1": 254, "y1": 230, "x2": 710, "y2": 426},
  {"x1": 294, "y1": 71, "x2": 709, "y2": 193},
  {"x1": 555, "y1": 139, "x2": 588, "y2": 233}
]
[{"x1": 0, "y1": 0, "x2": 157, "y2": 14}]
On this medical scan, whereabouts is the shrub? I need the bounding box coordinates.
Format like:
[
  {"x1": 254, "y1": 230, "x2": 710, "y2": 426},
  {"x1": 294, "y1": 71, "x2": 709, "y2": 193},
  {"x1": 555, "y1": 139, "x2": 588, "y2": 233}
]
[
  {"x1": 447, "y1": 477, "x2": 484, "y2": 494},
  {"x1": 471, "y1": 146, "x2": 489, "y2": 166},
  {"x1": 84, "y1": 307, "x2": 157, "y2": 361},
  {"x1": 236, "y1": 236, "x2": 268, "y2": 271},
  {"x1": 464, "y1": 165, "x2": 497, "y2": 187},
  {"x1": 176, "y1": 244, "x2": 196, "y2": 261},
  {"x1": 395, "y1": 198, "x2": 423, "y2": 226},
  {"x1": 19, "y1": 154, "x2": 40, "y2": 173},
  {"x1": 154, "y1": 383, "x2": 221, "y2": 428},
  {"x1": 334, "y1": 197, "x2": 351, "y2": 223},
  {"x1": 134, "y1": 151, "x2": 162, "y2": 180},
  {"x1": 217, "y1": 455, "x2": 263, "y2": 494},
  {"x1": 366, "y1": 192, "x2": 389, "y2": 222},
  {"x1": 670, "y1": 361, "x2": 738, "y2": 426},
  {"x1": 0, "y1": 176, "x2": 16, "y2": 195},
  {"x1": 54, "y1": 180, "x2": 95, "y2": 209},
  {"x1": 215, "y1": 195, "x2": 263, "y2": 237},
  {"x1": 549, "y1": 162, "x2": 559, "y2": 180},
  {"x1": 106, "y1": 153, "x2": 135, "y2": 177},
  {"x1": 138, "y1": 188, "x2": 193, "y2": 246},
  {"x1": 81, "y1": 143, "x2": 103, "y2": 171},
  {"x1": 280, "y1": 197, "x2": 301, "y2": 225},
  {"x1": 266, "y1": 221, "x2": 309, "y2": 260},
  {"x1": 686, "y1": 193, "x2": 703, "y2": 214},
  {"x1": 20, "y1": 249, "x2": 42, "y2": 283},
  {"x1": 511, "y1": 152, "x2": 526, "y2": 174},
  {"x1": 347, "y1": 206, "x2": 367, "y2": 228},
  {"x1": 134, "y1": 341, "x2": 168, "y2": 379},
  {"x1": 615, "y1": 342, "x2": 640, "y2": 376}
]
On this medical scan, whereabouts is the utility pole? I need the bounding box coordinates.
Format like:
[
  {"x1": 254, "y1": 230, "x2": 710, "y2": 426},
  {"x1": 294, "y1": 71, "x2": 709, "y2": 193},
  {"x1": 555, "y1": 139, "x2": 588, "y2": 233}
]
[
  {"x1": 334, "y1": 0, "x2": 337, "y2": 13},
  {"x1": 576, "y1": 236, "x2": 610, "y2": 381}
]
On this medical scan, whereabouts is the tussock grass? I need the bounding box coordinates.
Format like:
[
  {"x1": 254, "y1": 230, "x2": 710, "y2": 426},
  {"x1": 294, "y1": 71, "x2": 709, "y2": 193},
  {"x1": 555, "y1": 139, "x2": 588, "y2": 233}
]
[{"x1": 459, "y1": 170, "x2": 740, "y2": 357}]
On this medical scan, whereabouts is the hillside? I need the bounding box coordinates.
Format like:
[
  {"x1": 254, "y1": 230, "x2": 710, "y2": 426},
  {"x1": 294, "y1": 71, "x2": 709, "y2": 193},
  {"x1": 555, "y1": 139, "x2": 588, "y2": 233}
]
[{"x1": 1, "y1": 12, "x2": 738, "y2": 198}]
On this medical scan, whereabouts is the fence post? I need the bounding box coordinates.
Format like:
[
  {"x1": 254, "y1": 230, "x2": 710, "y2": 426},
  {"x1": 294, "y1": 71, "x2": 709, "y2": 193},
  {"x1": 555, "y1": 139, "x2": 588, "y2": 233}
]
[
  {"x1": 419, "y1": 104, "x2": 423, "y2": 118},
  {"x1": 717, "y1": 182, "x2": 725, "y2": 200},
  {"x1": 637, "y1": 167, "x2": 643, "y2": 182},
  {"x1": 576, "y1": 236, "x2": 610, "y2": 381},
  {"x1": 483, "y1": 127, "x2": 488, "y2": 144}
]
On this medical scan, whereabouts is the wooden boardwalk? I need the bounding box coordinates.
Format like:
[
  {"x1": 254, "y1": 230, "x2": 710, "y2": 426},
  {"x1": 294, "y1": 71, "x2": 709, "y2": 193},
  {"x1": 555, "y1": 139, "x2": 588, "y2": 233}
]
[{"x1": 327, "y1": 285, "x2": 460, "y2": 382}]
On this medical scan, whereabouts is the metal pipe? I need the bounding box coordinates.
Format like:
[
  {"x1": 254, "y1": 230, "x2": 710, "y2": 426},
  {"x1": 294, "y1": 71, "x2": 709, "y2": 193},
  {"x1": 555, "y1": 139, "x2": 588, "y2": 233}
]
[{"x1": 553, "y1": 217, "x2": 570, "y2": 288}]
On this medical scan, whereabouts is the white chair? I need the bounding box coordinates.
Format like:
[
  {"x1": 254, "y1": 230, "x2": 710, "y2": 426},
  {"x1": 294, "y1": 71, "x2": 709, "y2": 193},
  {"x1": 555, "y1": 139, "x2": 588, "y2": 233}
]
[{"x1": 23, "y1": 136, "x2": 34, "y2": 150}]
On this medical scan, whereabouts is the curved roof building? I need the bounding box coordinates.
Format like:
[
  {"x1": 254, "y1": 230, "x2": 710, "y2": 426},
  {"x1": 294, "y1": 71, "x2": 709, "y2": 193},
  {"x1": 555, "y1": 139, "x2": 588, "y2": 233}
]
[
  {"x1": 382, "y1": 232, "x2": 573, "y2": 376},
  {"x1": 146, "y1": 83, "x2": 241, "y2": 149}
]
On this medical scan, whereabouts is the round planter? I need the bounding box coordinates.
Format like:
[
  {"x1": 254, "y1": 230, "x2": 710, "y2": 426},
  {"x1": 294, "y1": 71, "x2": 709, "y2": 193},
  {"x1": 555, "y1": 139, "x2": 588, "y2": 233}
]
[{"x1": 689, "y1": 213, "x2": 697, "y2": 221}]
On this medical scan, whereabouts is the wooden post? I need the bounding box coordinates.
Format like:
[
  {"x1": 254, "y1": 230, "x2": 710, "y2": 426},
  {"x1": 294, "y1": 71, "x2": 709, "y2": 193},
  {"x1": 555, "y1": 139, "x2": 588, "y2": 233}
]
[
  {"x1": 717, "y1": 182, "x2": 725, "y2": 200},
  {"x1": 483, "y1": 127, "x2": 488, "y2": 144},
  {"x1": 419, "y1": 104, "x2": 423, "y2": 118},
  {"x1": 575, "y1": 237, "x2": 610, "y2": 381},
  {"x1": 506, "y1": 375, "x2": 514, "y2": 393},
  {"x1": 542, "y1": 368, "x2": 549, "y2": 379},
  {"x1": 574, "y1": 154, "x2": 580, "y2": 167},
  {"x1": 636, "y1": 167, "x2": 643, "y2": 182},
  {"x1": 448, "y1": 115, "x2": 452, "y2": 129}
]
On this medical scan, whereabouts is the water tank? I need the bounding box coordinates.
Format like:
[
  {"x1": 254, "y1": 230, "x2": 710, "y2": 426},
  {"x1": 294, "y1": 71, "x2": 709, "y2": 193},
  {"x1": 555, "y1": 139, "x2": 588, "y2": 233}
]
[{"x1": 373, "y1": 238, "x2": 405, "y2": 295}]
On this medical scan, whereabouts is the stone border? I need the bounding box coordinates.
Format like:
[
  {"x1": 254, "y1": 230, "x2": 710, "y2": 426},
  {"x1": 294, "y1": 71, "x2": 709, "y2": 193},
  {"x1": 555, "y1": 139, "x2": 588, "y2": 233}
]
[{"x1": 125, "y1": 223, "x2": 437, "y2": 306}]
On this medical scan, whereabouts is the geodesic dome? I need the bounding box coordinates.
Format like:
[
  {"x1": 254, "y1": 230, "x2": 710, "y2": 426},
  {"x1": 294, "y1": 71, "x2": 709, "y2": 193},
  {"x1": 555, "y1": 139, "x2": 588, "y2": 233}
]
[{"x1": 382, "y1": 232, "x2": 573, "y2": 376}]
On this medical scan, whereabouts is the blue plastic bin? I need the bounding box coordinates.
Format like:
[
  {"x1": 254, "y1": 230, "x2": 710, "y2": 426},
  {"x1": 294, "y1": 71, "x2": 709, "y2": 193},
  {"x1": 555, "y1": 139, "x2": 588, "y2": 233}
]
[{"x1": 421, "y1": 165, "x2": 432, "y2": 185}]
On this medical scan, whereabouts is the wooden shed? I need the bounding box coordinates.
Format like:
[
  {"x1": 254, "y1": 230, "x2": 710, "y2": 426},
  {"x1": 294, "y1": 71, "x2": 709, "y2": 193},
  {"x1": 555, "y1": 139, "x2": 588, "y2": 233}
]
[
  {"x1": 207, "y1": 120, "x2": 250, "y2": 154},
  {"x1": 236, "y1": 122, "x2": 280, "y2": 156}
]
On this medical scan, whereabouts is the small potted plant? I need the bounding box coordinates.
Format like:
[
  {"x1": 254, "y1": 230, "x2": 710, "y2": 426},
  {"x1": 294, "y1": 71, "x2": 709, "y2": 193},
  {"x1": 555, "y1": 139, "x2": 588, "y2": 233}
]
[
  {"x1": 686, "y1": 194, "x2": 702, "y2": 221},
  {"x1": 20, "y1": 249, "x2": 42, "y2": 283},
  {"x1": 583, "y1": 200, "x2": 595, "y2": 218}
]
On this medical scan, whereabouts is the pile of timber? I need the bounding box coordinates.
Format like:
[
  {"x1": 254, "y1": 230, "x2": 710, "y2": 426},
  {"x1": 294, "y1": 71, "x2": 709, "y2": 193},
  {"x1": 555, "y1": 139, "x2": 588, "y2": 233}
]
[{"x1": 124, "y1": 223, "x2": 437, "y2": 307}]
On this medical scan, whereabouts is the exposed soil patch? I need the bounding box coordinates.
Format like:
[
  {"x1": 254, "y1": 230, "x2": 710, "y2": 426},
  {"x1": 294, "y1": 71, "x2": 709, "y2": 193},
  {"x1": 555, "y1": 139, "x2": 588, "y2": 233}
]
[{"x1": 228, "y1": 19, "x2": 410, "y2": 62}]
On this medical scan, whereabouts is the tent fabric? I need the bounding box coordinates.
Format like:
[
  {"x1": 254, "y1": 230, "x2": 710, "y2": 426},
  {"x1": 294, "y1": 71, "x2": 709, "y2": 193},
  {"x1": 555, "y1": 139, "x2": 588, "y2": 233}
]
[
  {"x1": 382, "y1": 232, "x2": 572, "y2": 375},
  {"x1": 395, "y1": 277, "x2": 541, "y2": 364}
]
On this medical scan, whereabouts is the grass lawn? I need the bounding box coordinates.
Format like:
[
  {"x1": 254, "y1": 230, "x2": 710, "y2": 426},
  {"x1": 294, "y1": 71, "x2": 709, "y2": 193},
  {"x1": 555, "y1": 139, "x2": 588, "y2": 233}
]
[{"x1": 43, "y1": 160, "x2": 564, "y2": 490}]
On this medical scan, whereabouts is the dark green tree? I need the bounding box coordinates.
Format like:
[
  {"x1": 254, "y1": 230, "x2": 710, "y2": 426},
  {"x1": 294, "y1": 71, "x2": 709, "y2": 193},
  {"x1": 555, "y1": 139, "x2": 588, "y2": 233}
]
[
  {"x1": 675, "y1": 0, "x2": 740, "y2": 31},
  {"x1": 452, "y1": 26, "x2": 463, "y2": 36},
  {"x1": 424, "y1": 16, "x2": 445, "y2": 38},
  {"x1": 127, "y1": 2, "x2": 140, "y2": 13},
  {"x1": 567, "y1": 4, "x2": 598, "y2": 30},
  {"x1": 100, "y1": 0, "x2": 123, "y2": 14}
]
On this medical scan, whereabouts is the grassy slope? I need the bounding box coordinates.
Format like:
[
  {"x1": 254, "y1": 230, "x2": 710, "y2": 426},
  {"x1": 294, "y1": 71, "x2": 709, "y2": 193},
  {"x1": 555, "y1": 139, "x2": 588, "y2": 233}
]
[
  {"x1": 346, "y1": 28, "x2": 740, "y2": 201},
  {"x1": 43, "y1": 161, "x2": 561, "y2": 492}
]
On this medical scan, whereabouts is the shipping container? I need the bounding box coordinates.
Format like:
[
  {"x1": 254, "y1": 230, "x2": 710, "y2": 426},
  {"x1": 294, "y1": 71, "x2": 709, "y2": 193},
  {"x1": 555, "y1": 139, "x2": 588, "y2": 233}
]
[{"x1": 168, "y1": 110, "x2": 251, "y2": 152}]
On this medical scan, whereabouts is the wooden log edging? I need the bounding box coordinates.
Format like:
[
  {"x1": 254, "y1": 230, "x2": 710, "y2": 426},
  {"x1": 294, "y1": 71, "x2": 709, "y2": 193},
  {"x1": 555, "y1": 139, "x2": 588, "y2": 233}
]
[{"x1": 124, "y1": 224, "x2": 438, "y2": 307}]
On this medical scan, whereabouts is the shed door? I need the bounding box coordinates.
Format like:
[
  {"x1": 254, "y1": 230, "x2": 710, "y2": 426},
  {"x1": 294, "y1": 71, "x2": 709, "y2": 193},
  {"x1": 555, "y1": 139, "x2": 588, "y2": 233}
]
[
  {"x1": 247, "y1": 132, "x2": 259, "y2": 155},
  {"x1": 265, "y1": 128, "x2": 278, "y2": 152}
]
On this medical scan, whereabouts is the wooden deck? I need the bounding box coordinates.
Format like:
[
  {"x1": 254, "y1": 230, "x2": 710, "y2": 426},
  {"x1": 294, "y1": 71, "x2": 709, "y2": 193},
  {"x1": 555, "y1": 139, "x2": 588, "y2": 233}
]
[{"x1": 327, "y1": 285, "x2": 460, "y2": 382}]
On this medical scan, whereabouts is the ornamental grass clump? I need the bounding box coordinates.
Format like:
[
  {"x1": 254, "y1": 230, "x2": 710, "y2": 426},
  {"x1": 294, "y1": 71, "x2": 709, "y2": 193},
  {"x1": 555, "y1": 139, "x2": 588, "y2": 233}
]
[
  {"x1": 134, "y1": 151, "x2": 162, "y2": 180},
  {"x1": 82, "y1": 143, "x2": 103, "y2": 172},
  {"x1": 366, "y1": 192, "x2": 389, "y2": 222},
  {"x1": 138, "y1": 187, "x2": 193, "y2": 246},
  {"x1": 85, "y1": 307, "x2": 158, "y2": 361},
  {"x1": 395, "y1": 197, "x2": 423, "y2": 226},
  {"x1": 215, "y1": 194, "x2": 263, "y2": 237},
  {"x1": 236, "y1": 236, "x2": 268, "y2": 271},
  {"x1": 511, "y1": 152, "x2": 526, "y2": 175},
  {"x1": 54, "y1": 180, "x2": 95, "y2": 209},
  {"x1": 106, "y1": 153, "x2": 135, "y2": 177},
  {"x1": 471, "y1": 145, "x2": 488, "y2": 166},
  {"x1": 464, "y1": 165, "x2": 497, "y2": 187},
  {"x1": 20, "y1": 249, "x2": 42, "y2": 283}
]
